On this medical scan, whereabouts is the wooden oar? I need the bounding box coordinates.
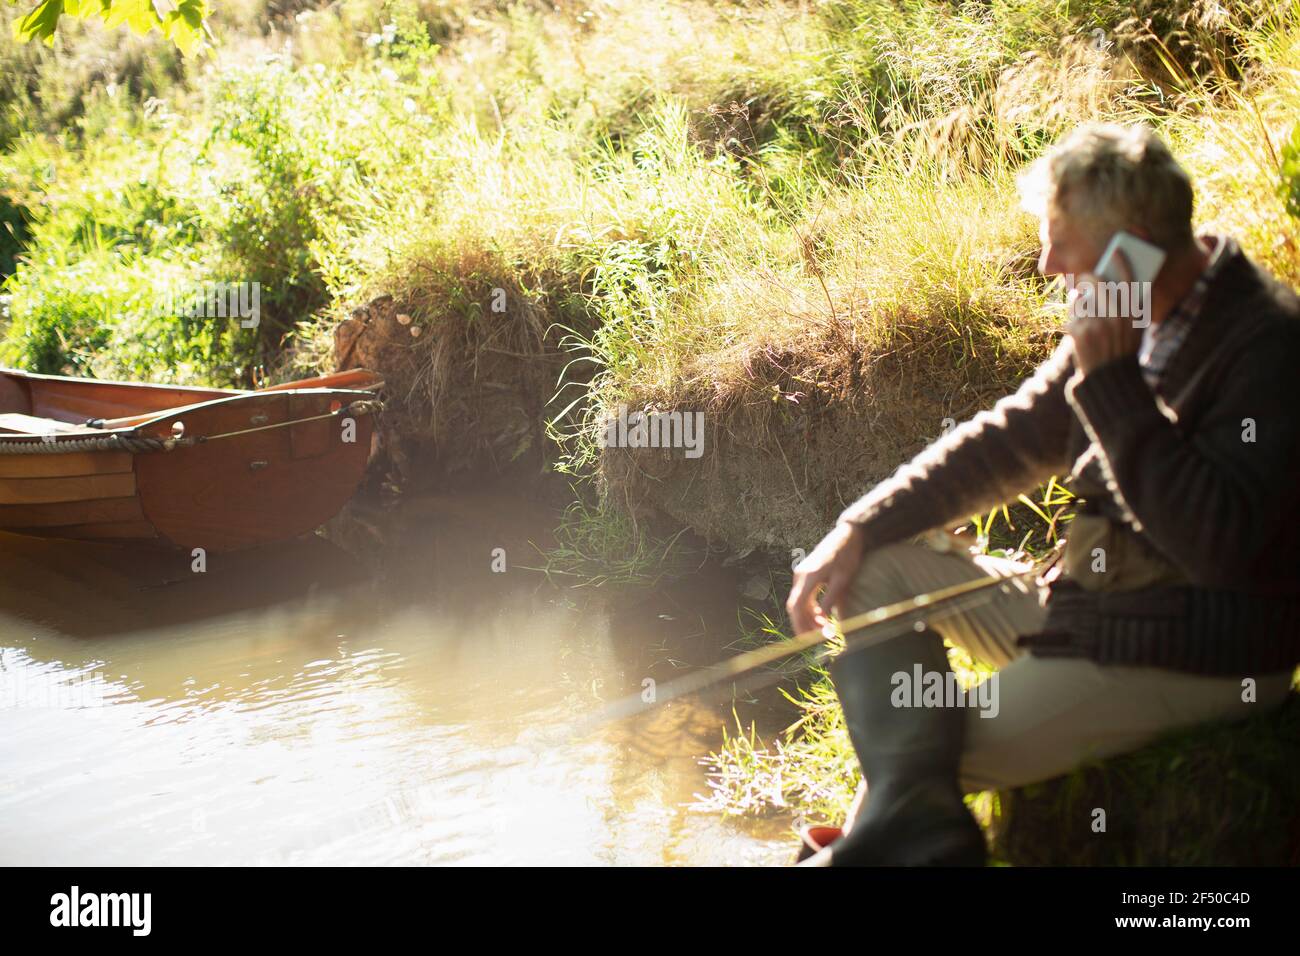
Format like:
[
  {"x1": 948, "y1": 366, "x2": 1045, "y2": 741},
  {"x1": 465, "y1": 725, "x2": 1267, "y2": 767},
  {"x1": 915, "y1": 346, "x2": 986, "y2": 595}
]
[{"x1": 251, "y1": 369, "x2": 383, "y2": 393}]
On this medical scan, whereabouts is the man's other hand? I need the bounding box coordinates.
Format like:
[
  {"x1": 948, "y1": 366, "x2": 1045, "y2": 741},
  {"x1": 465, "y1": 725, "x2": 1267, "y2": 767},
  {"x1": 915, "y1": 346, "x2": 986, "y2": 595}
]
[{"x1": 786, "y1": 522, "x2": 867, "y2": 637}]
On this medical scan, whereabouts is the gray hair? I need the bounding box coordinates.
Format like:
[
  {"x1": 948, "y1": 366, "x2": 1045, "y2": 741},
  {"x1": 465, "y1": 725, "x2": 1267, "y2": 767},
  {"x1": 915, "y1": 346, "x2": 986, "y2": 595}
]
[{"x1": 1018, "y1": 123, "x2": 1196, "y2": 252}]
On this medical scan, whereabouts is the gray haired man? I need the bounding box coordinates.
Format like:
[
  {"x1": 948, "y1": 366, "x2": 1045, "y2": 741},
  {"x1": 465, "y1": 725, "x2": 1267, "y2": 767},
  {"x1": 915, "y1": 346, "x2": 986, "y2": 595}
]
[{"x1": 786, "y1": 123, "x2": 1300, "y2": 866}]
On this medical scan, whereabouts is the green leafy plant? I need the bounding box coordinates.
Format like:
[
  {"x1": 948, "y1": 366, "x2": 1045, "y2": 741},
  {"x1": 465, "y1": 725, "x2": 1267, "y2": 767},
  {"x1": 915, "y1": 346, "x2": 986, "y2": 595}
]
[
  {"x1": 1281, "y1": 120, "x2": 1300, "y2": 219},
  {"x1": 7, "y1": 0, "x2": 209, "y2": 53}
]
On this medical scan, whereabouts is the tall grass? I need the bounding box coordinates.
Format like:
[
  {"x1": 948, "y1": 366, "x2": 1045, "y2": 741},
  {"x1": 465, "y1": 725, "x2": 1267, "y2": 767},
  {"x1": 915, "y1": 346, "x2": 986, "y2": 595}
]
[
  {"x1": 6, "y1": 0, "x2": 1295, "y2": 394},
  {"x1": 521, "y1": 493, "x2": 704, "y2": 589}
]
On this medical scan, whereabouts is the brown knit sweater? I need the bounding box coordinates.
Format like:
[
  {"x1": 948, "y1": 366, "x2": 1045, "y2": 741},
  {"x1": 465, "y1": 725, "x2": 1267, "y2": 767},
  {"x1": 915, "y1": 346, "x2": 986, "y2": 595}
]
[{"x1": 837, "y1": 244, "x2": 1300, "y2": 675}]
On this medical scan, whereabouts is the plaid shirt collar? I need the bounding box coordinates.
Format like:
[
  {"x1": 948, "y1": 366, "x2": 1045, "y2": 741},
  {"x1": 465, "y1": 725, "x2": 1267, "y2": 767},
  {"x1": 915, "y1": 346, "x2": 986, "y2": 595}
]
[{"x1": 1138, "y1": 234, "x2": 1235, "y2": 390}]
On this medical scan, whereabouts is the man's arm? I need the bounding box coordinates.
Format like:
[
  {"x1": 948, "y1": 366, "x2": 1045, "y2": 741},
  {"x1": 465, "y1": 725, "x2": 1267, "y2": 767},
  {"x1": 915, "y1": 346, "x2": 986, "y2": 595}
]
[
  {"x1": 787, "y1": 338, "x2": 1076, "y2": 636},
  {"x1": 1065, "y1": 322, "x2": 1300, "y2": 589},
  {"x1": 837, "y1": 337, "x2": 1077, "y2": 549}
]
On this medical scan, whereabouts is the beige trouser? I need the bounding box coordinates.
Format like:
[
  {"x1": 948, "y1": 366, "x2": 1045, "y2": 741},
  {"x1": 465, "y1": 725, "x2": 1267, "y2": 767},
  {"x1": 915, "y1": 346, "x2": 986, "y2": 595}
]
[{"x1": 838, "y1": 538, "x2": 1295, "y2": 795}]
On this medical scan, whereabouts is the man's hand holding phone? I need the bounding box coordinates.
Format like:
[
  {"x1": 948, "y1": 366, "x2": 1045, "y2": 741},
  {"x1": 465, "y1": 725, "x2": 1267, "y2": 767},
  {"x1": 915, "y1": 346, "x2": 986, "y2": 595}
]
[
  {"x1": 1066, "y1": 231, "x2": 1163, "y2": 374},
  {"x1": 1066, "y1": 267, "x2": 1146, "y2": 373}
]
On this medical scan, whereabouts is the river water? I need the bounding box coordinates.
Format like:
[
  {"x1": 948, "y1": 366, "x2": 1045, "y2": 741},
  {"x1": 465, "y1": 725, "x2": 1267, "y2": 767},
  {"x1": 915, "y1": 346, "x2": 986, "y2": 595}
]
[{"x1": 0, "y1": 490, "x2": 796, "y2": 865}]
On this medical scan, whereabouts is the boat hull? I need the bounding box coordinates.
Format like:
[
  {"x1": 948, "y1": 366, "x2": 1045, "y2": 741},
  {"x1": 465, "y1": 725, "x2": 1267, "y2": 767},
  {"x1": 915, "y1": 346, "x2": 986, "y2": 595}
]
[{"x1": 0, "y1": 371, "x2": 379, "y2": 551}]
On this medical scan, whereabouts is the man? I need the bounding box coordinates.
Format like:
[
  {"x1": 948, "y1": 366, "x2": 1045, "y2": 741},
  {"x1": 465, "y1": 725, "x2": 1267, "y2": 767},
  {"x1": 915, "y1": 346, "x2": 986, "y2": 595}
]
[{"x1": 786, "y1": 122, "x2": 1300, "y2": 866}]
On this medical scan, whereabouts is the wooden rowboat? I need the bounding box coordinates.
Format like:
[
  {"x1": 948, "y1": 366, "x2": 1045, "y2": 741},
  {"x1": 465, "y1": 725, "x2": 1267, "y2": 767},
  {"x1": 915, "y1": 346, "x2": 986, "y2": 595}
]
[{"x1": 0, "y1": 367, "x2": 383, "y2": 551}]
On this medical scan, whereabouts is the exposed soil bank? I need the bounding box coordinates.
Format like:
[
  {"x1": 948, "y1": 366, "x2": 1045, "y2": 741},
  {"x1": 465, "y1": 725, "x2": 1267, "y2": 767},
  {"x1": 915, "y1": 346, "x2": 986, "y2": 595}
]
[
  {"x1": 599, "y1": 376, "x2": 989, "y2": 556},
  {"x1": 331, "y1": 291, "x2": 574, "y2": 493},
  {"x1": 335, "y1": 292, "x2": 1052, "y2": 555}
]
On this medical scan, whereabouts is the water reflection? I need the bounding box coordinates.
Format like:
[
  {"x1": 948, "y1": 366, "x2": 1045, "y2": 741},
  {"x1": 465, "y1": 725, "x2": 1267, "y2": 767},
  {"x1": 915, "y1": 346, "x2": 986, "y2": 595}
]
[{"x1": 0, "y1": 490, "x2": 794, "y2": 865}]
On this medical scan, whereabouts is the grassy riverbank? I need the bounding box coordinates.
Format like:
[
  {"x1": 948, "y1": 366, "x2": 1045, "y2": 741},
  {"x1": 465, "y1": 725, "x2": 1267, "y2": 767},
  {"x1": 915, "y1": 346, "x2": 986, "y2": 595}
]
[{"x1": 3, "y1": 0, "x2": 1300, "y2": 843}]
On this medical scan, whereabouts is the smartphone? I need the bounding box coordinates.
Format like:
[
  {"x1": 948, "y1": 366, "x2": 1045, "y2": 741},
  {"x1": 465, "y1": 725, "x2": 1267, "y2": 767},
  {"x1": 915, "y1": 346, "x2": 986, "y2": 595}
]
[{"x1": 1094, "y1": 231, "x2": 1166, "y2": 285}]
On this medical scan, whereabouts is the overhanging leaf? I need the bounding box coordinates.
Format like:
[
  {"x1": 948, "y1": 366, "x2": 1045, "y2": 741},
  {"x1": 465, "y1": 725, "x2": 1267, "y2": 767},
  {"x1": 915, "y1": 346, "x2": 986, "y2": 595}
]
[{"x1": 13, "y1": 0, "x2": 66, "y2": 45}]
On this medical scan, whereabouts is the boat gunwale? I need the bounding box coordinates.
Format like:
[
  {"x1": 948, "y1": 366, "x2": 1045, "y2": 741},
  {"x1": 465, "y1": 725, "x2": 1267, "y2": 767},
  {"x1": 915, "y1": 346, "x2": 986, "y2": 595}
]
[
  {"x1": 0, "y1": 366, "x2": 243, "y2": 397},
  {"x1": 0, "y1": 386, "x2": 383, "y2": 452}
]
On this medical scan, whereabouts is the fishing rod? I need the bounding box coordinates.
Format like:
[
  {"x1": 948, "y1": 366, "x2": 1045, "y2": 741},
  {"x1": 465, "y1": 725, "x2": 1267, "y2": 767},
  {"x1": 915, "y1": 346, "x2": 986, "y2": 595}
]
[{"x1": 566, "y1": 564, "x2": 1043, "y2": 738}]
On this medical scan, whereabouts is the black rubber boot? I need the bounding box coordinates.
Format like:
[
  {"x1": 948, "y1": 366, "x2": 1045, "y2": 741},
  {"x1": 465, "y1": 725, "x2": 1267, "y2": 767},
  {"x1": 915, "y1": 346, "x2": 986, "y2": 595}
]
[{"x1": 823, "y1": 626, "x2": 987, "y2": 866}]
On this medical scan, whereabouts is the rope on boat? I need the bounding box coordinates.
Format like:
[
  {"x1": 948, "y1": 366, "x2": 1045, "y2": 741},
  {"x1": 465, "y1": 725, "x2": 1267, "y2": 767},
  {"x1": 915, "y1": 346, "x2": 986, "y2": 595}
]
[
  {"x1": 0, "y1": 433, "x2": 179, "y2": 455},
  {"x1": 0, "y1": 400, "x2": 383, "y2": 455}
]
